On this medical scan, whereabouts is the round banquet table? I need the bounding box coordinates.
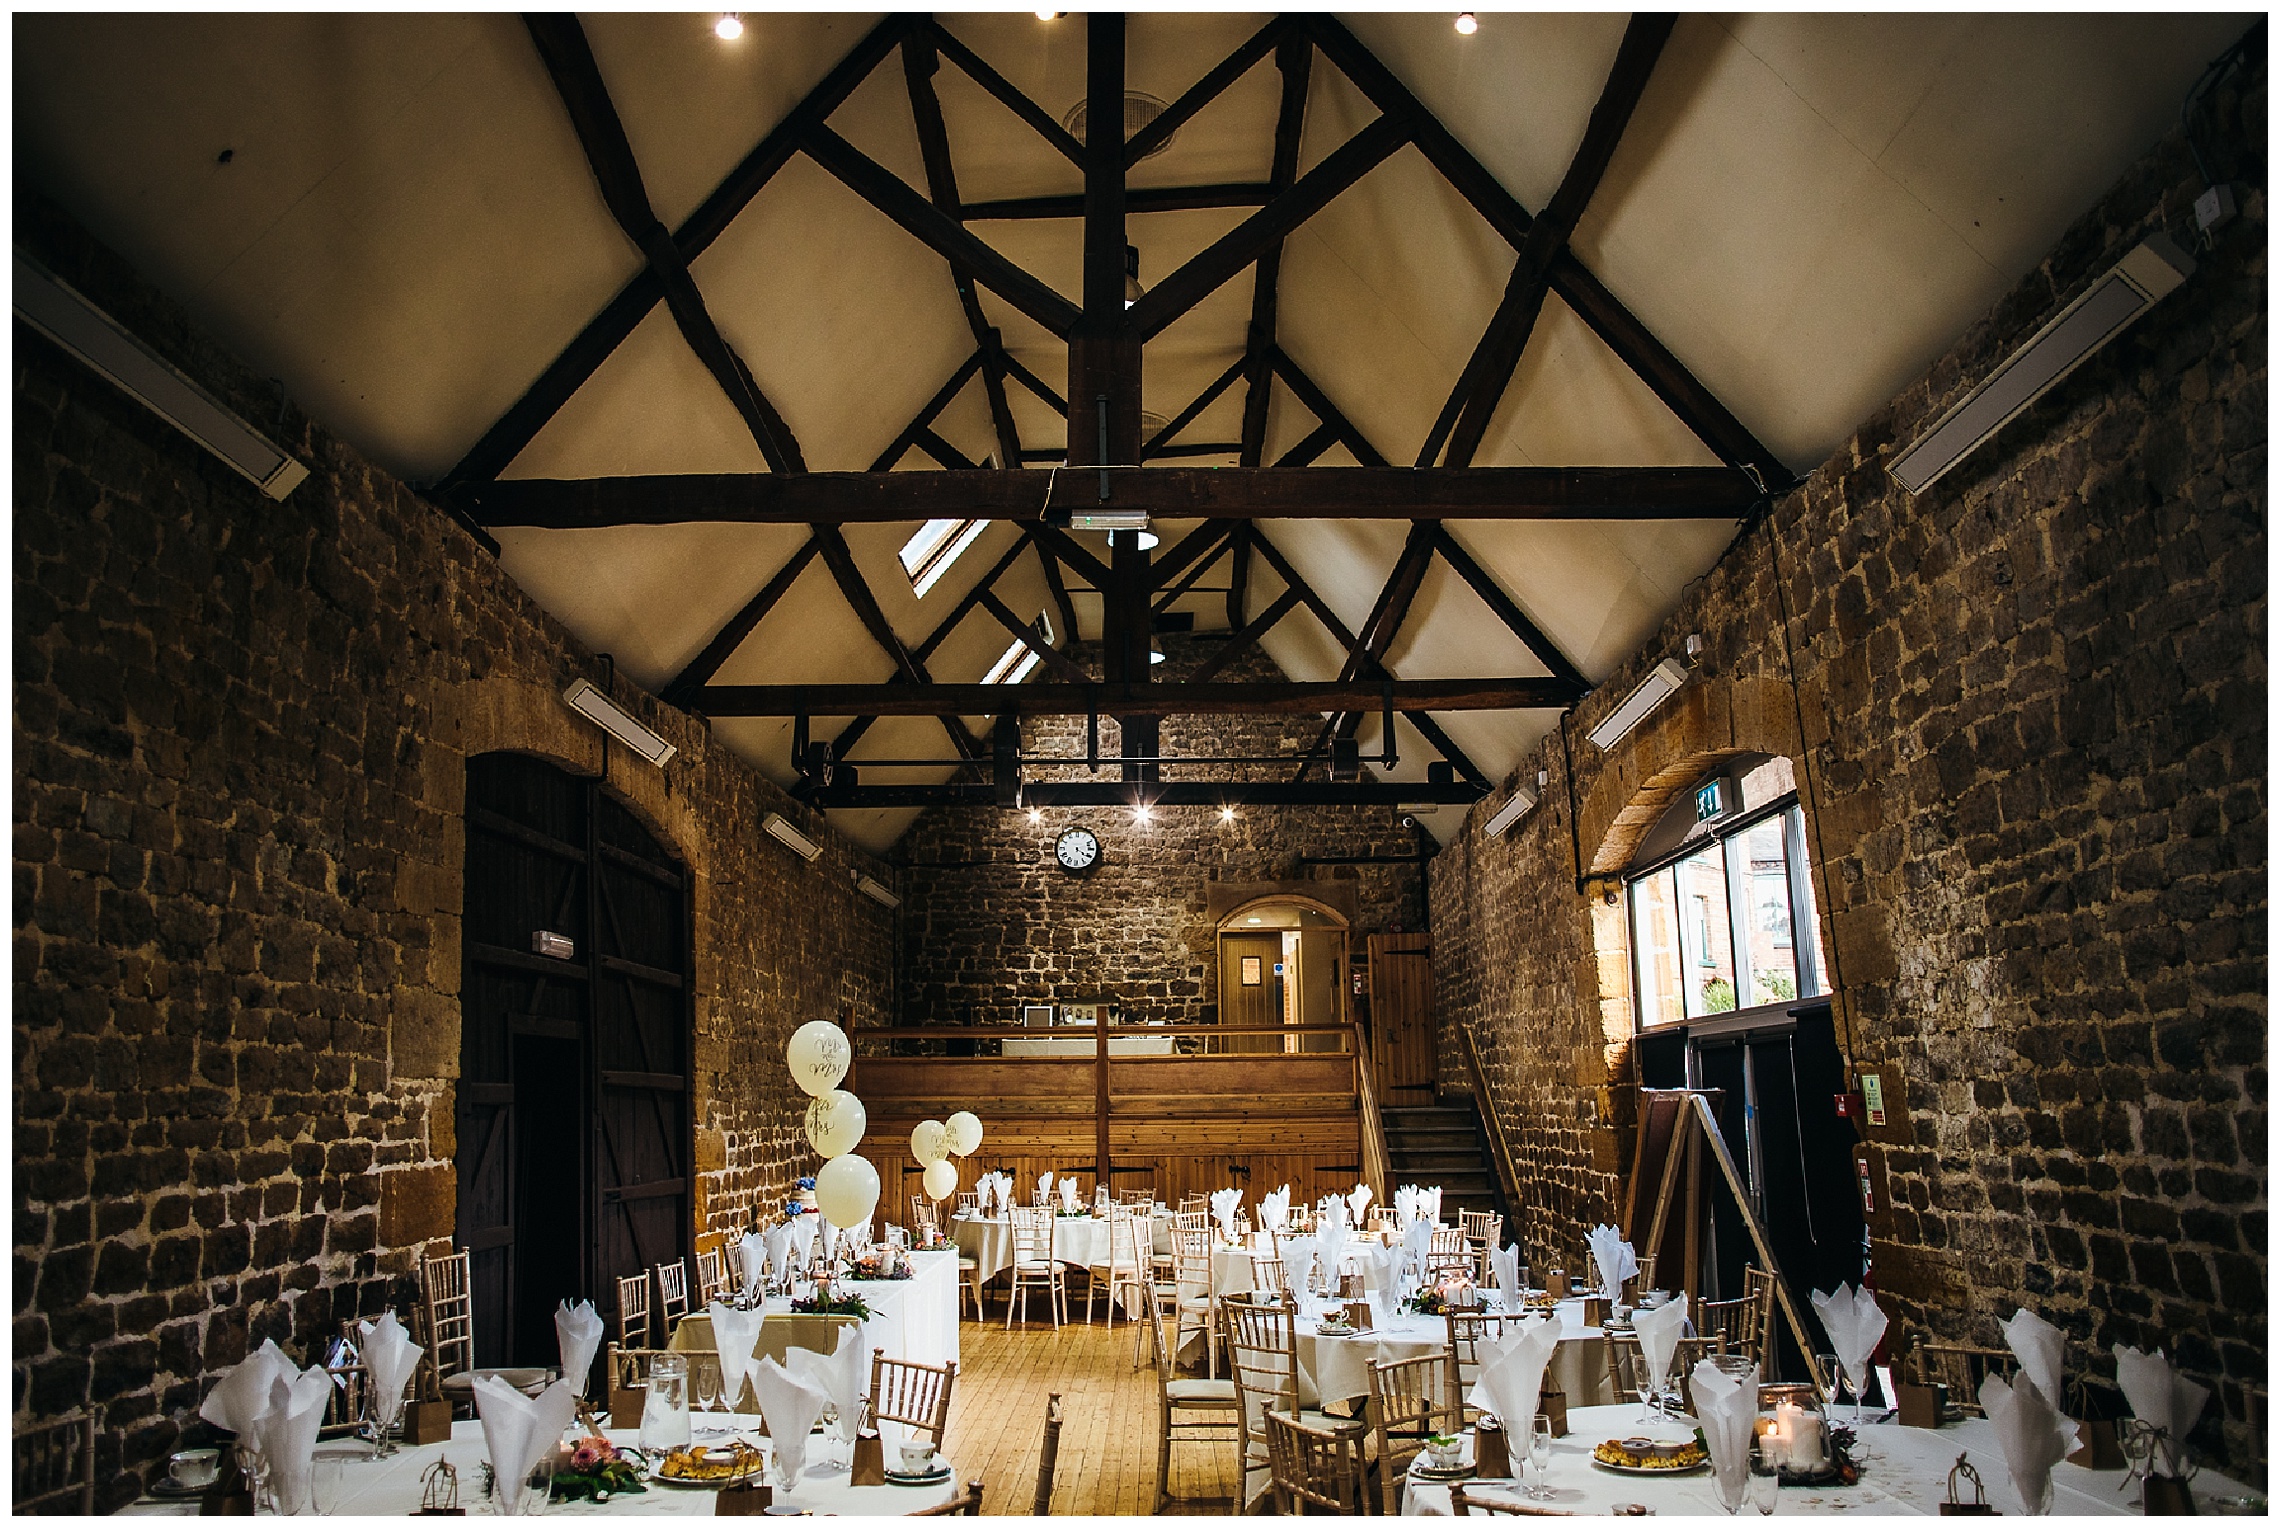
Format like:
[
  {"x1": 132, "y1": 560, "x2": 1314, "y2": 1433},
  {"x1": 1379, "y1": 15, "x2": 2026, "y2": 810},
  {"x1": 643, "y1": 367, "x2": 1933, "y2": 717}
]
[
  {"x1": 119, "y1": 1422, "x2": 963, "y2": 1516},
  {"x1": 1287, "y1": 1300, "x2": 1611, "y2": 1411},
  {"x1": 949, "y1": 1211, "x2": 1112, "y2": 1285},
  {"x1": 1395, "y1": 1404, "x2": 2265, "y2": 1516}
]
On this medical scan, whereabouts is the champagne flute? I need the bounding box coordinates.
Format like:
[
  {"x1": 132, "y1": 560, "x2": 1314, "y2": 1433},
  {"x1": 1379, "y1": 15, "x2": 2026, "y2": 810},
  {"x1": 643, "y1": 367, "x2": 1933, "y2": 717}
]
[
  {"x1": 691, "y1": 1363, "x2": 720, "y2": 1434},
  {"x1": 1749, "y1": 1447, "x2": 1779, "y2": 1515},
  {"x1": 1529, "y1": 1416, "x2": 1554, "y2": 1500}
]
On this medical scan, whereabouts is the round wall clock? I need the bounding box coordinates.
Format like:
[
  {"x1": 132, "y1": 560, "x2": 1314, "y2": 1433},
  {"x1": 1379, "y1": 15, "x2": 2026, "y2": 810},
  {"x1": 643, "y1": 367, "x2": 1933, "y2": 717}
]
[{"x1": 1054, "y1": 826, "x2": 1102, "y2": 875}]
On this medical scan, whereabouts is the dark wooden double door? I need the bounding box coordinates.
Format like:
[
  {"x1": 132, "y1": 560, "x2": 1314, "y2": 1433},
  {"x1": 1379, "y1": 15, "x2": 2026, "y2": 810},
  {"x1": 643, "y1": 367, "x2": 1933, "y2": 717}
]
[{"x1": 457, "y1": 753, "x2": 692, "y2": 1373}]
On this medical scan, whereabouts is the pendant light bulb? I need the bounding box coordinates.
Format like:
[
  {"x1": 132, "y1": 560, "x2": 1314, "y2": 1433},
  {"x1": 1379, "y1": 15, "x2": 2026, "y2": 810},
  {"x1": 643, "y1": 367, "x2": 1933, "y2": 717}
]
[
  {"x1": 1036, "y1": 10, "x2": 1064, "y2": 20},
  {"x1": 1454, "y1": 12, "x2": 1479, "y2": 35},
  {"x1": 1124, "y1": 244, "x2": 1143, "y2": 309},
  {"x1": 715, "y1": 12, "x2": 744, "y2": 40}
]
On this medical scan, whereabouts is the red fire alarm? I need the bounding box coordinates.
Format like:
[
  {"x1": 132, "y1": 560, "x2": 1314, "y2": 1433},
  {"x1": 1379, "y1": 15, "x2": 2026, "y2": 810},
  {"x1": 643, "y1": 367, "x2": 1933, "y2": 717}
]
[{"x1": 1834, "y1": 1090, "x2": 1867, "y2": 1119}]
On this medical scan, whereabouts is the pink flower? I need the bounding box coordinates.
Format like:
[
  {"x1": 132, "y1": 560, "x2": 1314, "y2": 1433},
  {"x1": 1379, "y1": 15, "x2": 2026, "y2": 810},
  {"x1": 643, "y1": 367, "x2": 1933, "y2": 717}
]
[{"x1": 570, "y1": 1445, "x2": 604, "y2": 1472}]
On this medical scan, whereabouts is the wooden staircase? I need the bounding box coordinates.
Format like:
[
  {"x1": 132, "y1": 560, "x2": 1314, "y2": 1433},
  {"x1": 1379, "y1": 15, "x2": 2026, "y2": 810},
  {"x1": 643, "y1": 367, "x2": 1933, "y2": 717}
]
[{"x1": 1380, "y1": 1097, "x2": 1507, "y2": 1222}]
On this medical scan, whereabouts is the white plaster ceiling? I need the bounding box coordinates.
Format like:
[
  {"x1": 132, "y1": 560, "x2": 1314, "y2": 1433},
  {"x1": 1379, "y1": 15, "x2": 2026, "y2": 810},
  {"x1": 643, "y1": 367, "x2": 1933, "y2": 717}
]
[{"x1": 14, "y1": 11, "x2": 2252, "y2": 853}]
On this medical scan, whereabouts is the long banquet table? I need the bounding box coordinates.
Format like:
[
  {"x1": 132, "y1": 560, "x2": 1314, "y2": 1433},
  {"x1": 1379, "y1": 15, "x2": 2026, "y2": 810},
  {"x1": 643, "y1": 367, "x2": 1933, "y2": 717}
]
[
  {"x1": 670, "y1": 1247, "x2": 961, "y2": 1393},
  {"x1": 1396, "y1": 1403, "x2": 2263, "y2": 1516},
  {"x1": 123, "y1": 1422, "x2": 964, "y2": 1516}
]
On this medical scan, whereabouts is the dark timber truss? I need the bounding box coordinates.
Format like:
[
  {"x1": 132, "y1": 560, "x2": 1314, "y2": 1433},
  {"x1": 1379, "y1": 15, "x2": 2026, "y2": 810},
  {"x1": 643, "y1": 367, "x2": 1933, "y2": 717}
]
[{"x1": 447, "y1": 13, "x2": 1790, "y2": 810}]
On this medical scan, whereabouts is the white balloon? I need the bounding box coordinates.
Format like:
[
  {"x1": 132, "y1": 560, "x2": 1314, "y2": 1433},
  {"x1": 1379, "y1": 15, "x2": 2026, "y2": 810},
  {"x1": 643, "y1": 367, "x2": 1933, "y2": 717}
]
[
  {"x1": 814, "y1": 1153, "x2": 880, "y2": 1229},
  {"x1": 944, "y1": 1110, "x2": 983, "y2": 1157},
  {"x1": 922, "y1": 1158, "x2": 958, "y2": 1201},
  {"x1": 911, "y1": 1119, "x2": 948, "y2": 1165},
  {"x1": 787, "y1": 1021, "x2": 851, "y2": 1099},
  {"x1": 805, "y1": 1090, "x2": 867, "y2": 1158}
]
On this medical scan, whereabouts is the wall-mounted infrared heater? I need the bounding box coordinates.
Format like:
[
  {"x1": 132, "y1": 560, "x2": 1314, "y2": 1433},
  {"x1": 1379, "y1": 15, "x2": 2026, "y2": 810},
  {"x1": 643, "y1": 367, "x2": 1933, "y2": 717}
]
[
  {"x1": 762, "y1": 812, "x2": 823, "y2": 862},
  {"x1": 1888, "y1": 234, "x2": 2195, "y2": 496},
  {"x1": 13, "y1": 251, "x2": 309, "y2": 500},
  {"x1": 1588, "y1": 659, "x2": 1689, "y2": 751},
  {"x1": 563, "y1": 679, "x2": 677, "y2": 766},
  {"x1": 1483, "y1": 783, "x2": 1540, "y2": 837}
]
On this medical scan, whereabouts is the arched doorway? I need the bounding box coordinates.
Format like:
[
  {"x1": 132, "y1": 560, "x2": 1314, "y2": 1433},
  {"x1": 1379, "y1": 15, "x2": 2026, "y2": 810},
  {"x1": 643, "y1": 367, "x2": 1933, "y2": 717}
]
[
  {"x1": 1215, "y1": 896, "x2": 1349, "y2": 1053},
  {"x1": 457, "y1": 752, "x2": 693, "y2": 1373}
]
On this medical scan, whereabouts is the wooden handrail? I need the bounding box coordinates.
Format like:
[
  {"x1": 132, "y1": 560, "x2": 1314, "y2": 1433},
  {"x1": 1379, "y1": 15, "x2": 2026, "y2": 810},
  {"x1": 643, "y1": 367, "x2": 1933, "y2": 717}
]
[
  {"x1": 854, "y1": 1022, "x2": 1356, "y2": 1039},
  {"x1": 1351, "y1": 1020, "x2": 1391, "y2": 1204},
  {"x1": 1458, "y1": 1021, "x2": 1526, "y2": 1239}
]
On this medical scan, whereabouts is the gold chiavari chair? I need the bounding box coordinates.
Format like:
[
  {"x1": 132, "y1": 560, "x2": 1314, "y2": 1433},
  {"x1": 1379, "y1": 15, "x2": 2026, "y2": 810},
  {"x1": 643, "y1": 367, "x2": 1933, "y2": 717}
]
[
  {"x1": 1908, "y1": 1342, "x2": 2018, "y2": 1417},
  {"x1": 1369, "y1": 1350, "x2": 1459, "y2": 1513},
  {"x1": 1696, "y1": 1294, "x2": 1761, "y2": 1368},
  {"x1": 1445, "y1": 1309, "x2": 1528, "y2": 1424},
  {"x1": 1146, "y1": 1294, "x2": 1239, "y2": 1513},
  {"x1": 1222, "y1": 1294, "x2": 1368, "y2": 1512},
  {"x1": 1264, "y1": 1412, "x2": 1369, "y2": 1515},
  {"x1": 1605, "y1": 1331, "x2": 1723, "y2": 1403},
  {"x1": 694, "y1": 1247, "x2": 729, "y2": 1308},
  {"x1": 13, "y1": 1412, "x2": 95, "y2": 1514},
  {"x1": 1459, "y1": 1211, "x2": 1503, "y2": 1279},
  {"x1": 1091, "y1": 1206, "x2": 1150, "y2": 1333},
  {"x1": 1169, "y1": 1223, "x2": 1220, "y2": 1378},
  {"x1": 869, "y1": 1353, "x2": 958, "y2": 1446},
  {"x1": 655, "y1": 1259, "x2": 691, "y2": 1334},
  {"x1": 419, "y1": 1250, "x2": 550, "y2": 1412},
  {"x1": 1006, "y1": 1205, "x2": 1067, "y2": 1329},
  {"x1": 615, "y1": 1271, "x2": 652, "y2": 1351}
]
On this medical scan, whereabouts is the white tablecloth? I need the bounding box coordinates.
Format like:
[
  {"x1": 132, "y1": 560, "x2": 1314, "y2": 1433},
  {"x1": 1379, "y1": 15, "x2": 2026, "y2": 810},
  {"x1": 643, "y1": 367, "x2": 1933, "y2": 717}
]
[
  {"x1": 1285, "y1": 1299, "x2": 1607, "y2": 1409},
  {"x1": 1397, "y1": 1404, "x2": 2262, "y2": 1516},
  {"x1": 674, "y1": 1249, "x2": 960, "y2": 1386},
  {"x1": 999, "y1": 1033, "x2": 1175, "y2": 1056},
  {"x1": 121, "y1": 1423, "x2": 962, "y2": 1516},
  {"x1": 950, "y1": 1214, "x2": 1114, "y2": 1283}
]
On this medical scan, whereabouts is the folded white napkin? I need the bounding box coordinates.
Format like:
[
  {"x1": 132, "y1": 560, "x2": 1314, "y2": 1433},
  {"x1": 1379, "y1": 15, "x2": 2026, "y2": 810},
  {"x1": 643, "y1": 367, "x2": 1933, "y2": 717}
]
[
  {"x1": 1633, "y1": 1293, "x2": 1690, "y2": 1397},
  {"x1": 1347, "y1": 1183, "x2": 1372, "y2": 1224},
  {"x1": 822, "y1": 1225, "x2": 842, "y2": 1267},
  {"x1": 788, "y1": 1215, "x2": 818, "y2": 1270},
  {"x1": 252, "y1": 1364, "x2": 333, "y2": 1514},
  {"x1": 1468, "y1": 1316, "x2": 1561, "y2": 1434},
  {"x1": 1361, "y1": 1242, "x2": 1403, "y2": 1297},
  {"x1": 358, "y1": 1310, "x2": 423, "y2": 1420},
  {"x1": 1260, "y1": 1186, "x2": 1290, "y2": 1233},
  {"x1": 1489, "y1": 1244, "x2": 1522, "y2": 1311},
  {"x1": 1211, "y1": 1188, "x2": 1243, "y2": 1241},
  {"x1": 785, "y1": 1323, "x2": 868, "y2": 1445},
  {"x1": 2115, "y1": 1346, "x2": 2211, "y2": 1475},
  {"x1": 551, "y1": 1301, "x2": 600, "y2": 1399},
  {"x1": 1318, "y1": 1218, "x2": 1349, "y2": 1289},
  {"x1": 1982, "y1": 1372, "x2": 2073, "y2": 1512},
  {"x1": 1393, "y1": 1185, "x2": 1416, "y2": 1228},
  {"x1": 1421, "y1": 1186, "x2": 1442, "y2": 1225},
  {"x1": 1587, "y1": 1225, "x2": 1639, "y2": 1300},
  {"x1": 741, "y1": 1230, "x2": 770, "y2": 1293},
  {"x1": 1999, "y1": 1309, "x2": 2068, "y2": 1419},
  {"x1": 1280, "y1": 1235, "x2": 1318, "y2": 1298},
  {"x1": 1060, "y1": 1178, "x2": 1081, "y2": 1213},
  {"x1": 752, "y1": 1357, "x2": 831, "y2": 1483},
  {"x1": 709, "y1": 1300, "x2": 766, "y2": 1411},
  {"x1": 1036, "y1": 1171, "x2": 1054, "y2": 1205},
  {"x1": 1808, "y1": 1283, "x2": 1887, "y2": 1397},
  {"x1": 474, "y1": 1375, "x2": 578, "y2": 1514},
  {"x1": 1689, "y1": 1356, "x2": 1761, "y2": 1501},
  {"x1": 763, "y1": 1223, "x2": 793, "y2": 1284},
  {"x1": 199, "y1": 1338, "x2": 296, "y2": 1438},
  {"x1": 1403, "y1": 1216, "x2": 1434, "y2": 1282},
  {"x1": 1319, "y1": 1194, "x2": 1345, "y2": 1236}
]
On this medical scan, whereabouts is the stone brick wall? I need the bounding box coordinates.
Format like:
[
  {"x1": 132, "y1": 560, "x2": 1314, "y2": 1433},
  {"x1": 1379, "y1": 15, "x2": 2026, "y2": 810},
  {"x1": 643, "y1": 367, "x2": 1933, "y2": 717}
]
[
  {"x1": 1433, "y1": 66, "x2": 2266, "y2": 1472},
  {"x1": 896, "y1": 637, "x2": 1429, "y2": 1029},
  {"x1": 12, "y1": 194, "x2": 893, "y2": 1507}
]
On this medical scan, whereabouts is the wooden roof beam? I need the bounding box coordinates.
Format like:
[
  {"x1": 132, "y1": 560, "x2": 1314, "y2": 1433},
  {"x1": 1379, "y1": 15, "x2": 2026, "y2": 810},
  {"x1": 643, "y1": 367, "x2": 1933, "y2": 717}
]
[
  {"x1": 925, "y1": 20, "x2": 1087, "y2": 167},
  {"x1": 664, "y1": 532, "x2": 823, "y2": 705},
  {"x1": 1424, "y1": 14, "x2": 1675, "y2": 470},
  {"x1": 1125, "y1": 18, "x2": 1288, "y2": 165},
  {"x1": 1306, "y1": 15, "x2": 1792, "y2": 490},
  {"x1": 690, "y1": 676, "x2": 1583, "y2": 718},
  {"x1": 1241, "y1": 30, "x2": 1315, "y2": 468},
  {"x1": 439, "y1": 17, "x2": 902, "y2": 490},
  {"x1": 963, "y1": 183, "x2": 1275, "y2": 220},
  {"x1": 458, "y1": 465, "x2": 1760, "y2": 527},
  {"x1": 524, "y1": 15, "x2": 804, "y2": 474}
]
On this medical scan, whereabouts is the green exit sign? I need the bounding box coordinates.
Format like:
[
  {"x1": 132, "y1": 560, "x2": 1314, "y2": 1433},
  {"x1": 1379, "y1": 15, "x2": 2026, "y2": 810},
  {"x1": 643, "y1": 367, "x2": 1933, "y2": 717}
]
[{"x1": 1695, "y1": 779, "x2": 1728, "y2": 822}]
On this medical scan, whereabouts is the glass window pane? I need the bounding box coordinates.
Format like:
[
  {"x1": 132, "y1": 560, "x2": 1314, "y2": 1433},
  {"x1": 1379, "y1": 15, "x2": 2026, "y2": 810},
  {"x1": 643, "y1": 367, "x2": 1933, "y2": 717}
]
[
  {"x1": 1674, "y1": 844, "x2": 1737, "y2": 1017},
  {"x1": 1736, "y1": 816, "x2": 1800, "y2": 1006},
  {"x1": 1628, "y1": 868, "x2": 1686, "y2": 1028},
  {"x1": 1787, "y1": 806, "x2": 1829, "y2": 998}
]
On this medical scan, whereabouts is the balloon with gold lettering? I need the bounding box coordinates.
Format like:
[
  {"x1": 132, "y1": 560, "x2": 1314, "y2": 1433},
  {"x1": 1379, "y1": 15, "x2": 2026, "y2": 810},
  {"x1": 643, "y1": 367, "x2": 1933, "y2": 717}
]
[
  {"x1": 787, "y1": 1021, "x2": 852, "y2": 1098},
  {"x1": 911, "y1": 1119, "x2": 948, "y2": 1165},
  {"x1": 805, "y1": 1090, "x2": 867, "y2": 1159}
]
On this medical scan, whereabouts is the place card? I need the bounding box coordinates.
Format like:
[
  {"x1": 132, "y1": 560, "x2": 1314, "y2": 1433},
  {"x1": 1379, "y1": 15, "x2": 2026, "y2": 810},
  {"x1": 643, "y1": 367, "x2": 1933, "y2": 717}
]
[
  {"x1": 714, "y1": 1478, "x2": 773, "y2": 1516},
  {"x1": 1894, "y1": 1381, "x2": 1943, "y2": 1430}
]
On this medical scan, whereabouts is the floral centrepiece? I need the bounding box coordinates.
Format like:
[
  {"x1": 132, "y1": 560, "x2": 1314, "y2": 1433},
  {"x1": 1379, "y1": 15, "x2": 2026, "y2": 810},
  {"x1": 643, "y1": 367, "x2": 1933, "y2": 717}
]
[
  {"x1": 1405, "y1": 1273, "x2": 1476, "y2": 1317},
  {"x1": 792, "y1": 1287, "x2": 872, "y2": 1319},
  {"x1": 851, "y1": 1246, "x2": 912, "y2": 1281},
  {"x1": 550, "y1": 1435, "x2": 646, "y2": 1503}
]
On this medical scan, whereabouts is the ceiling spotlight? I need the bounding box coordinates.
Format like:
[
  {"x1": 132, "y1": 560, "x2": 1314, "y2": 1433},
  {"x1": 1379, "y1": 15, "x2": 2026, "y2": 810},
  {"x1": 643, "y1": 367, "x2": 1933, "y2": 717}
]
[
  {"x1": 1219, "y1": 806, "x2": 1237, "y2": 824},
  {"x1": 1133, "y1": 804, "x2": 1153, "y2": 824},
  {"x1": 1454, "y1": 12, "x2": 1479, "y2": 35},
  {"x1": 1027, "y1": 807, "x2": 1043, "y2": 824},
  {"x1": 1149, "y1": 638, "x2": 1166, "y2": 665},
  {"x1": 715, "y1": 12, "x2": 744, "y2": 40},
  {"x1": 1036, "y1": 10, "x2": 1064, "y2": 19}
]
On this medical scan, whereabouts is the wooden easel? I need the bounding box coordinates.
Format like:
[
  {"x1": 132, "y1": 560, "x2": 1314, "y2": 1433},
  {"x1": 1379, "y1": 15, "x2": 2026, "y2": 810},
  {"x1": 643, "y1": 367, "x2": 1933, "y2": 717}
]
[{"x1": 1623, "y1": 1089, "x2": 1830, "y2": 1398}]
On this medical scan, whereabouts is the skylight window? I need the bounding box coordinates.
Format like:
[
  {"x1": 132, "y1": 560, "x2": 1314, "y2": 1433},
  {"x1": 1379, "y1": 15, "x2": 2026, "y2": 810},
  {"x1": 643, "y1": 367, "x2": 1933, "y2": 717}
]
[
  {"x1": 982, "y1": 613, "x2": 1054, "y2": 685},
  {"x1": 899, "y1": 518, "x2": 990, "y2": 598}
]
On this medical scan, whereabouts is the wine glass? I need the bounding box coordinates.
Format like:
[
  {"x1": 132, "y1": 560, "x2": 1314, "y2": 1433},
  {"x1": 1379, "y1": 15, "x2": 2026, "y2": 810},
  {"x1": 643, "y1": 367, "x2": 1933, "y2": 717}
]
[
  {"x1": 1631, "y1": 1352, "x2": 1661, "y2": 1424},
  {"x1": 519, "y1": 1455, "x2": 555, "y2": 1516},
  {"x1": 1528, "y1": 1416, "x2": 1554, "y2": 1500},
  {"x1": 311, "y1": 1454, "x2": 346, "y2": 1515},
  {"x1": 1748, "y1": 1447, "x2": 1779, "y2": 1516}
]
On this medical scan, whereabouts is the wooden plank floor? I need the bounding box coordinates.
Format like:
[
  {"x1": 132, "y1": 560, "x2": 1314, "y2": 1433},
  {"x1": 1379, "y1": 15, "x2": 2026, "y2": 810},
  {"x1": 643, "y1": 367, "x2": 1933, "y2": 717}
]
[{"x1": 943, "y1": 1282, "x2": 1243, "y2": 1515}]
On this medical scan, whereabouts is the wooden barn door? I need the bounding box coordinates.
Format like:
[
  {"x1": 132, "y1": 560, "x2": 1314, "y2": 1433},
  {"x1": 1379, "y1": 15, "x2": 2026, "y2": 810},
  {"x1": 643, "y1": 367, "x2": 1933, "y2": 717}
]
[
  {"x1": 1368, "y1": 933, "x2": 1436, "y2": 1103},
  {"x1": 458, "y1": 754, "x2": 691, "y2": 1372}
]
